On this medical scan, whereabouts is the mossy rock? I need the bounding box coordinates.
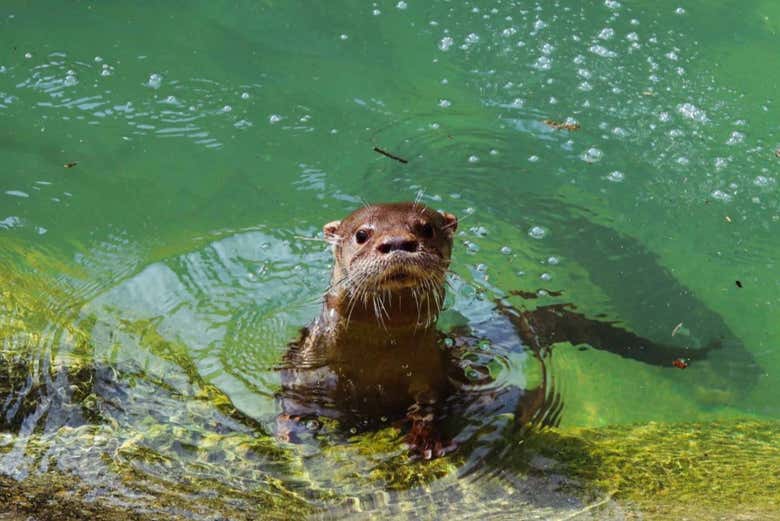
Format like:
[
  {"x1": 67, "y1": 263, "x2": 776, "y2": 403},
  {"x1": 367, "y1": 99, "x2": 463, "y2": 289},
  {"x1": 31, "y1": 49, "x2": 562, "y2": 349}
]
[{"x1": 509, "y1": 419, "x2": 780, "y2": 520}]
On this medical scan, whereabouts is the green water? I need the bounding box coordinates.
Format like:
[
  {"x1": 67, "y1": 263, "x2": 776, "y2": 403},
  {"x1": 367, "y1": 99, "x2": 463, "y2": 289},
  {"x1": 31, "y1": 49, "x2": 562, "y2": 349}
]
[{"x1": 1, "y1": 0, "x2": 779, "y2": 519}]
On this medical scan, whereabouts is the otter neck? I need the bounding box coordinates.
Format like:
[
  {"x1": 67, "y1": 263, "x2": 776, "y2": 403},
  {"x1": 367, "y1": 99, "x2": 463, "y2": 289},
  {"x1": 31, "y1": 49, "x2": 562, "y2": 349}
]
[{"x1": 324, "y1": 287, "x2": 442, "y2": 335}]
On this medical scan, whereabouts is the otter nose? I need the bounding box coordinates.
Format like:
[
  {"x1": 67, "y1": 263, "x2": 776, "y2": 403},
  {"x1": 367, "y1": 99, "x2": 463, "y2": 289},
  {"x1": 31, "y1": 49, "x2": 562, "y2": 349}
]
[{"x1": 376, "y1": 236, "x2": 419, "y2": 254}]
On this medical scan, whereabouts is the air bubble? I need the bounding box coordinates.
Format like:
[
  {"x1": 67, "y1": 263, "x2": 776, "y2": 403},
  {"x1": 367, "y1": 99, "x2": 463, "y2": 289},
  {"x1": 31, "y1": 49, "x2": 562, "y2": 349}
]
[
  {"x1": 241, "y1": 92, "x2": 250, "y2": 99},
  {"x1": 598, "y1": 28, "x2": 615, "y2": 40},
  {"x1": 438, "y1": 99, "x2": 451, "y2": 108},
  {"x1": 547, "y1": 256, "x2": 560, "y2": 265},
  {"x1": 607, "y1": 170, "x2": 625, "y2": 182},
  {"x1": 396, "y1": 1, "x2": 407, "y2": 9},
  {"x1": 528, "y1": 155, "x2": 540, "y2": 162},
  {"x1": 677, "y1": 103, "x2": 708, "y2": 122},
  {"x1": 540, "y1": 272, "x2": 552, "y2": 281},
  {"x1": 501, "y1": 246, "x2": 512, "y2": 255},
  {"x1": 439, "y1": 37, "x2": 454, "y2": 51},
  {"x1": 528, "y1": 226, "x2": 547, "y2": 239},
  {"x1": 533, "y1": 56, "x2": 552, "y2": 70},
  {"x1": 589, "y1": 45, "x2": 617, "y2": 58},
  {"x1": 711, "y1": 190, "x2": 733, "y2": 202},
  {"x1": 269, "y1": 114, "x2": 282, "y2": 124},
  {"x1": 582, "y1": 147, "x2": 603, "y2": 162},
  {"x1": 726, "y1": 131, "x2": 745, "y2": 145},
  {"x1": 147, "y1": 73, "x2": 162, "y2": 89},
  {"x1": 339, "y1": 34, "x2": 349, "y2": 40},
  {"x1": 468, "y1": 155, "x2": 479, "y2": 163}
]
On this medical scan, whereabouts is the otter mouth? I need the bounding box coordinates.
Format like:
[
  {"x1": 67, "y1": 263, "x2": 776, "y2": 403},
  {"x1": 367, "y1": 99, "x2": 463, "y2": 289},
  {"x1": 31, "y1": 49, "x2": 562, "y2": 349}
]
[{"x1": 377, "y1": 268, "x2": 420, "y2": 289}]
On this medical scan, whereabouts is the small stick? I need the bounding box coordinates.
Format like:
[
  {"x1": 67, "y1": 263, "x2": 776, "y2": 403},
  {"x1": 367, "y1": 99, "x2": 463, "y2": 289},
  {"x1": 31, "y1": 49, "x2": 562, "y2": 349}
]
[{"x1": 373, "y1": 146, "x2": 408, "y2": 164}]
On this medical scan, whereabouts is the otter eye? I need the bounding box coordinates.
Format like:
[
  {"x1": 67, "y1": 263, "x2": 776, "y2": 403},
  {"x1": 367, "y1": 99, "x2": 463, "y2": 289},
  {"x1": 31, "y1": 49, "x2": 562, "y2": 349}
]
[
  {"x1": 419, "y1": 223, "x2": 434, "y2": 238},
  {"x1": 355, "y1": 229, "x2": 370, "y2": 244}
]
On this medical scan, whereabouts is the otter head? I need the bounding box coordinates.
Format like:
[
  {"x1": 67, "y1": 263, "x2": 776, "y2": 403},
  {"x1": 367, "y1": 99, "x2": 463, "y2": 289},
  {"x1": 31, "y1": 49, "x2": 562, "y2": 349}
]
[{"x1": 323, "y1": 202, "x2": 458, "y2": 328}]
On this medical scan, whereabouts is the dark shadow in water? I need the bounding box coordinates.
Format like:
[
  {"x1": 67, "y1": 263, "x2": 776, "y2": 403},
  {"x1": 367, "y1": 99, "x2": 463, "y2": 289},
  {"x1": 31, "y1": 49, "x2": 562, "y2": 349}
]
[{"x1": 495, "y1": 195, "x2": 761, "y2": 397}]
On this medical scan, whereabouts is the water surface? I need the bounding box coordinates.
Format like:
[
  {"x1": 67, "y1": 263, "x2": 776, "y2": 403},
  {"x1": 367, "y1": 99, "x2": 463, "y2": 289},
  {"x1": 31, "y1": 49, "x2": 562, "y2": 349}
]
[{"x1": 1, "y1": 1, "x2": 779, "y2": 519}]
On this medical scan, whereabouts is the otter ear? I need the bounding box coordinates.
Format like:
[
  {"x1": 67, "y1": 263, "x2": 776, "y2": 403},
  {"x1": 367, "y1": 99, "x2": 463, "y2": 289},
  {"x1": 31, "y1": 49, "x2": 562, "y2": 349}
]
[
  {"x1": 323, "y1": 220, "x2": 342, "y2": 244},
  {"x1": 439, "y1": 212, "x2": 458, "y2": 236}
]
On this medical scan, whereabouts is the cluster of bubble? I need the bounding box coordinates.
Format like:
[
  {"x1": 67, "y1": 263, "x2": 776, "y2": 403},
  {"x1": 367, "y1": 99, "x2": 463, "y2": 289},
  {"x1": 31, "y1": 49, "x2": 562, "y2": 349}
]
[{"x1": 422, "y1": 0, "x2": 776, "y2": 223}]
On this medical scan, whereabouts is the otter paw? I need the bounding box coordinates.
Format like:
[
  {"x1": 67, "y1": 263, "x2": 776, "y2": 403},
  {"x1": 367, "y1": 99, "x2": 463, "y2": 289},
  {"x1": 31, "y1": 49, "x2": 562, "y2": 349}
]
[
  {"x1": 404, "y1": 421, "x2": 457, "y2": 460},
  {"x1": 276, "y1": 414, "x2": 307, "y2": 443}
]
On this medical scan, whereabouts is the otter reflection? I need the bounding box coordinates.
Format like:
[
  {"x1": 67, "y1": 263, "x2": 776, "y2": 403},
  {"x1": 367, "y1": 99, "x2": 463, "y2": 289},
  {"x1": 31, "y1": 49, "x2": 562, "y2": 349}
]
[{"x1": 276, "y1": 203, "x2": 720, "y2": 459}]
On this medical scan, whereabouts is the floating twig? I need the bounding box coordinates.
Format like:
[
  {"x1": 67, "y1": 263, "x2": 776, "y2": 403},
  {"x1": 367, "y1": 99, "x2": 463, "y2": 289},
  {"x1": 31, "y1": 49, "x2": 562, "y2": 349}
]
[
  {"x1": 64, "y1": 161, "x2": 78, "y2": 168},
  {"x1": 373, "y1": 146, "x2": 408, "y2": 164}
]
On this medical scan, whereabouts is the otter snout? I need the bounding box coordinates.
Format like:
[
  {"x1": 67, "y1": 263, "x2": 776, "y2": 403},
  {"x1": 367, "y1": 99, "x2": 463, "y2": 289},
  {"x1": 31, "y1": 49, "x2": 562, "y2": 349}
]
[{"x1": 376, "y1": 236, "x2": 419, "y2": 254}]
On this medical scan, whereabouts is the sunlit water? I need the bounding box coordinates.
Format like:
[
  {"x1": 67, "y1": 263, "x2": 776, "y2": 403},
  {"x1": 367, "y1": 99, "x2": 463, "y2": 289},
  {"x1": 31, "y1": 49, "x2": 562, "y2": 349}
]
[{"x1": 1, "y1": 0, "x2": 779, "y2": 519}]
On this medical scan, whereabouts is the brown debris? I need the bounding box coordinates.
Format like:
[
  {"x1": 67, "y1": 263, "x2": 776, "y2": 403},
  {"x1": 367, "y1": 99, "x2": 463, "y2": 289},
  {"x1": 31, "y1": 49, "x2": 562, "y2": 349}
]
[{"x1": 543, "y1": 119, "x2": 580, "y2": 131}]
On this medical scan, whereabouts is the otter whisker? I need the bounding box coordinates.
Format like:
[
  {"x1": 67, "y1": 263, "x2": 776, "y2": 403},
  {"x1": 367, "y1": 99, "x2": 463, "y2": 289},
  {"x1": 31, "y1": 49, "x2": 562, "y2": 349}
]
[
  {"x1": 412, "y1": 190, "x2": 425, "y2": 213},
  {"x1": 344, "y1": 270, "x2": 371, "y2": 328},
  {"x1": 372, "y1": 294, "x2": 386, "y2": 330},
  {"x1": 411, "y1": 287, "x2": 422, "y2": 329},
  {"x1": 294, "y1": 234, "x2": 329, "y2": 242}
]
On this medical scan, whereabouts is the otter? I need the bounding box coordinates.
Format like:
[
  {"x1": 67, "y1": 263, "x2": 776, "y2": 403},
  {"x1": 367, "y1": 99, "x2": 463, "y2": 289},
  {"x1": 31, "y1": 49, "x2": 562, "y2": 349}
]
[
  {"x1": 276, "y1": 202, "x2": 727, "y2": 459},
  {"x1": 277, "y1": 202, "x2": 461, "y2": 457}
]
